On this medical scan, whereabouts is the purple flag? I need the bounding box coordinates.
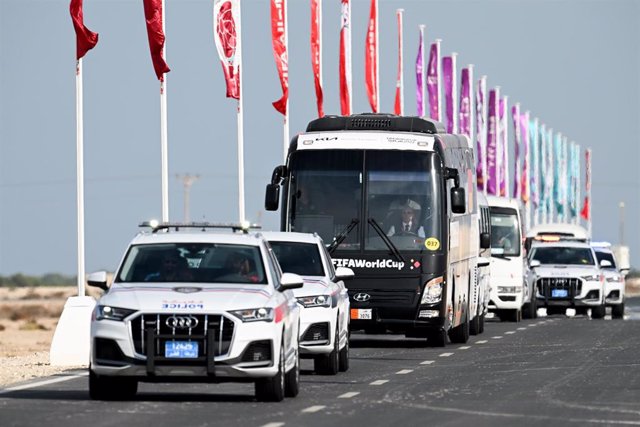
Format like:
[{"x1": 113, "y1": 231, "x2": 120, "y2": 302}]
[
  {"x1": 486, "y1": 89, "x2": 498, "y2": 195},
  {"x1": 415, "y1": 29, "x2": 424, "y2": 116},
  {"x1": 442, "y1": 56, "x2": 453, "y2": 133},
  {"x1": 498, "y1": 96, "x2": 507, "y2": 196},
  {"x1": 426, "y1": 42, "x2": 439, "y2": 121},
  {"x1": 475, "y1": 76, "x2": 486, "y2": 191},
  {"x1": 520, "y1": 112, "x2": 530, "y2": 202},
  {"x1": 512, "y1": 105, "x2": 521, "y2": 199},
  {"x1": 459, "y1": 68, "x2": 471, "y2": 138}
]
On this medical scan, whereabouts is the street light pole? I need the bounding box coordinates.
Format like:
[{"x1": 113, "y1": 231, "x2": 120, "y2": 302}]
[{"x1": 176, "y1": 173, "x2": 200, "y2": 222}]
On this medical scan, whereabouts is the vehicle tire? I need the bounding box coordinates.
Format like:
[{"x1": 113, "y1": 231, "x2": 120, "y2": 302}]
[
  {"x1": 284, "y1": 349, "x2": 299, "y2": 397},
  {"x1": 338, "y1": 331, "x2": 350, "y2": 372},
  {"x1": 89, "y1": 370, "x2": 137, "y2": 401},
  {"x1": 478, "y1": 314, "x2": 485, "y2": 334},
  {"x1": 469, "y1": 312, "x2": 480, "y2": 336},
  {"x1": 523, "y1": 294, "x2": 537, "y2": 319},
  {"x1": 427, "y1": 330, "x2": 447, "y2": 347},
  {"x1": 591, "y1": 304, "x2": 606, "y2": 320},
  {"x1": 255, "y1": 338, "x2": 286, "y2": 402},
  {"x1": 314, "y1": 323, "x2": 339, "y2": 375},
  {"x1": 448, "y1": 310, "x2": 470, "y2": 344},
  {"x1": 505, "y1": 309, "x2": 520, "y2": 322},
  {"x1": 612, "y1": 302, "x2": 625, "y2": 319}
]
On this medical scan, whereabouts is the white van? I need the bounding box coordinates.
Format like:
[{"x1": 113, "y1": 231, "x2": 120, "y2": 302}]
[{"x1": 486, "y1": 196, "x2": 531, "y2": 322}]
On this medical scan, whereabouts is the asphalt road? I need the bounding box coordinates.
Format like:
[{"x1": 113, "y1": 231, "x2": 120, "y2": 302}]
[{"x1": 2, "y1": 298, "x2": 640, "y2": 427}]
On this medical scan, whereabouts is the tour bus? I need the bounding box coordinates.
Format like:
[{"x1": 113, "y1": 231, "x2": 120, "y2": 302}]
[
  {"x1": 265, "y1": 114, "x2": 480, "y2": 346},
  {"x1": 486, "y1": 196, "x2": 532, "y2": 321}
]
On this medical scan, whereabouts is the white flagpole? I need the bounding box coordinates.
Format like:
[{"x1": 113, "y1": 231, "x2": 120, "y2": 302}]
[
  {"x1": 451, "y1": 52, "x2": 458, "y2": 134},
  {"x1": 419, "y1": 25, "x2": 426, "y2": 117},
  {"x1": 436, "y1": 39, "x2": 442, "y2": 121},
  {"x1": 75, "y1": 58, "x2": 86, "y2": 297},
  {"x1": 480, "y1": 75, "x2": 487, "y2": 197},
  {"x1": 375, "y1": 0, "x2": 379, "y2": 113},
  {"x1": 160, "y1": 0, "x2": 169, "y2": 222},
  {"x1": 237, "y1": 1, "x2": 246, "y2": 222},
  {"x1": 503, "y1": 95, "x2": 509, "y2": 197},
  {"x1": 396, "y1": 8, "x2": 404, "y2": 115},
  {"x1": 282, "y1": 0, "x2": 290, "y2": 161},
  {"x1": 468, "y1": 64, "x2": 474, "y2": 147}
]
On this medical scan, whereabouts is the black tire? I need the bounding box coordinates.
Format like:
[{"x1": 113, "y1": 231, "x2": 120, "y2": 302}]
[
  {"x1": 612, "y1": 302, "x2": 625, "y2": 319},
  {"x1": 314, "y1": 323, "x2": 339, "y2": 375},
  {"x1": 478, "y1": 314, "x2": 485, "y2": 334},
  {"x1": 338, "y1": 329, "x2": 349, "y2": 372},
  {"x1": 449, "y1": 309, "x2": 470, "y2": 344},
  {"x1": 523, "y1": 294, "x2": 537, "y2": 319},
  {"x1": 427, "y1": 330, "x2": 447, "y2": 347},
  {"x1": 469, "y1": 312, "x2": 480, "y2": 336},
  {"x1": 284, "y1": 350, "x2": 299, "y2": 397},
  {"x1": 591, "y1": 304, "x2": 606, "y2": 319},
  {"x1": 89, "y1": 370, "x2": 137, "y2": 401},
  {"x1": 255, "y1": 339, "x2": 285, "y2": 402},
  {"x1": 575, "y1": 307, "x2": 589, "y2": 316}
]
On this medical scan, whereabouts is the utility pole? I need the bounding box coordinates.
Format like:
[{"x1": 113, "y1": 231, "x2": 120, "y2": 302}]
[
  {"x1": 176, "y1": 174, "x2": 200, "y2": 222},
  {"x1": 619, "y1": 201, "x2": 625, "y2": 245}
]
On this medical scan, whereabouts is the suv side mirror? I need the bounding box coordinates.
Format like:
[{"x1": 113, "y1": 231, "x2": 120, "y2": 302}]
[
  {"x1": 265, "y1": 184, "x2": 280, "y2": 211},
  {"x1": 335, "y1": 267, "x2": 355, "y2": 281},
  {"x1": 480, "y1": 232, "x2": 490, "y2": 249},
  {"x1": 87, "y1": 271, "x2": 109, "y2": 291},
  {"x1": 451, "y1": 187, "x2": 466, "y2": 214},
  {"x1": 280, "y1": 272, "x2": 304, "y2": 290},
  {"x1": 529, "y1": 260, "x2": 541, "y2": 268}
]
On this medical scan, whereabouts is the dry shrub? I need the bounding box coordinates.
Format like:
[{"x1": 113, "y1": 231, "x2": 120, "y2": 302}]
[
  {"x1": 4, "y1": 304, "x2": 59, "y2": 321},
  {"x1": 0, "y1": 324, "x2": 5, "y2": 331},
  {"x1": 19, "y1": 319, "x2": 48, "y2": 331},
  {"x1": 49, "y1": 291, "x2": 68, "y2": 299},
  {"x1": 19, "y1": 287, "x2": 41, "y2": 300}
]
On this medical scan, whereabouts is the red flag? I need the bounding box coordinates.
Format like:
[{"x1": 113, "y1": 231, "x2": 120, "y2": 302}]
[
  {"x1": 69, "y1": 0, "x2": 98, "y2": 60},
  {"x1": 213, "y1": 0, "x2": 240, "y2": 99},
  {"x1": 339, "y1": 0, "x2": 352, "y2": 116},
  {"x1": 143, "y1": 0, "x2": 171, "y2": 81},
  {"x1": 580, "y1": 148, "x2": 591, "y2": 220},
  {"x1": 311, "y1": 0, "x2": 324, "y2": 117},
  {"x1": 271, "y1": 0, "x2": 288, "y2": 116},
  {"x1": 364, "y1": 0, "x2": 378, "y2": 113}
]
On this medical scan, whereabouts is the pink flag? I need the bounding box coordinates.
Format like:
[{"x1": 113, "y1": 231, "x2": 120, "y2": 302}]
[
  {"x1": 499, "y1": 96, "x2": 507, "y2": 196},
  {"x1": 213, "y1": 0, "x2": 240, "y2": 99},
  {"x1": 70, "y1": 0, "x2": 98, "y2": 60},
  {"x1": 512, "y1": 104, "x2": 521, "y2": 199},
  {"x1": 311, "y1": 0, "x2": 323, "y2": 117},
  {"x1": 459, "y1": 68, "x2": 471, "y2": 138},
  {"x1": 580, "y1": 149, "x2": 591, "y2": 220},
  {"x1": 339, "y1": 0, "x2": 352, "y2": 116},
  {"x1": 475, "y1": 76, "x2": 487, "y2": 191},
  {"x1": 393, "y1": 9, "x2": 404, "y2": 116},
  {"x1": 520, "y1": 111, "x2": 530, "y2": 202},
  {"x1": 365, "y1": 0, "x2": 378, "y2": 113},
  {"x1": 486, "y1": 89, "x2": 498, "y2": 195},
  {"x1": 442, "y1": 56, "x2": 453, "y2": 133},
  {"x1": 271, "y1": 0, "x2": 288, "y2": 115},
  {"x1": 426, "y1": 42, "x2": 440, "y2": 121},
  {"x1": 415, "y1": 26, "x2": 424, "y2": 117},
  {"x1": 143, "y1": 0, "x2": 171, "y2": 81}
]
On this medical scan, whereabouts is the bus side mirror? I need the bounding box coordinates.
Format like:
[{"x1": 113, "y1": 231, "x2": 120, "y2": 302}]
[
  {"x1": 480, "y1": 232, "x2": 490, "y2": 249},
  {"x1": 451, "y1": 187, "x2": 466, "y2": 214},
  {"x1": 265, "y1": 184, "x2": 280, "y2": 211}
]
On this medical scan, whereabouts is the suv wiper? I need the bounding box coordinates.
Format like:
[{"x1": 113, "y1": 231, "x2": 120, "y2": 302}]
[
  {"x1": 328, "y1": 219, "x2": 359, "y2": 254},
  {"x1": 491, "y1": 253, "x2": 512, "y2": 261},
  {"x1": 368, "y1": 218, "x2": 405, "y2": 263}
]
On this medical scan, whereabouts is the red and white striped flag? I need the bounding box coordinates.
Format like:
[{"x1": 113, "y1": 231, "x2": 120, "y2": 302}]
[
  {"x1": 143, "y1": 0, "x2": 171, "y2": 80},
  {"x1": 69, "y1": 0, "x2": 98, "y2": 60},
  {"x1": 311, "y1": 0, "x2": 323, "y2": 117},
  {"x1": 271, "y1": 0, "x2": 288, "y2": 115},
  {"x1": 339, "y1": 0, "x2": 352, "y2": 116},
  {"x1": 365, "y1": 0, "x2": 378, "y2": 113},
  {"x1": 213, "y1": 0, "x2": 241, "y2": 99}
]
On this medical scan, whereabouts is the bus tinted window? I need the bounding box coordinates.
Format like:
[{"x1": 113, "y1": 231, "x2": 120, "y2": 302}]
[{"x1": 490, "y1": 208, "x2": 521, "y2": 256}]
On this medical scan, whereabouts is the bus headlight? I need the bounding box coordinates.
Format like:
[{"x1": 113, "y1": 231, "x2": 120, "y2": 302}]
[{"x1": 421, "y1": 276, "x2": 444, "y2": 304}]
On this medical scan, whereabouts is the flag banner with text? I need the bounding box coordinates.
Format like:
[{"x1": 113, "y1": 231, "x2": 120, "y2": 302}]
[
  {"x1": 213, "y1": 0, "x2": 241, "y2": 99},
  {"x1": 475, "y1": 76, "x2": 486, "y2": 191},
  {"x1": 486, "y1": 89, "x2": 498, "y2": 195},
  {"x1": 426, "y1": 42, "x2": 439, "y2": 121},
  {"x1": 415, "y1": 28, "x2": 424, "y2": 117},
  {"x1": 442, "y1": 56, "x2": 453, "y2": 133},
  {"x1": 459, "y1": 68, "x2": 471, "y2": 138}
]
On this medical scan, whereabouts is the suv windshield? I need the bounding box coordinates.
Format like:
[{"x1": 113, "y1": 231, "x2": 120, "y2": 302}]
[
  {"x1": 270, "y1": 241, "x2": 325, "y2": 276},
  {"x1": 531, "y1": 246, "x2": 595, "y2": 266},
  {"x1": 117, "y1": 243, "x2": 267, "y2": 284}
]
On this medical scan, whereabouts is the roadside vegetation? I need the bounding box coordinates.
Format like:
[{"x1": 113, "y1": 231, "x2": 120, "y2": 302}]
[{"x1": 0, "y1": 274, "x2": 76, "y2": 288}]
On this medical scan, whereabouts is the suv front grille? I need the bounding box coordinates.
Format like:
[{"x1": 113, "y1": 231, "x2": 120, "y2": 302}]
[
  {"x1": 537, "y1": 277, "x2": 582, "y2": 299},
  {"x1": 130, "y1": 313, "x2": 234, "y2": 359}
]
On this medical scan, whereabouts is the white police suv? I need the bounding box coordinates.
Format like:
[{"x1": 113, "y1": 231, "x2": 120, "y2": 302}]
[
  {"x1": 88, "y1": 223, "x2": 302, "y2": 402},
  {"x1": 527, "y1": 240, "x2": 606, "y2": 319},
  {"x1": 262, "y1": 232, "x2": 353, "y2": 375},
  {"x1": 592, "y1": 243, "x2": 626, "y2": 319}
]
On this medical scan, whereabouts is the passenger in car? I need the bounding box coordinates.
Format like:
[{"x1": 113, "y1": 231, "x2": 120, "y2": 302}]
[{"x1": 145, "y1": 253, "x2": 192, "y2": 282}]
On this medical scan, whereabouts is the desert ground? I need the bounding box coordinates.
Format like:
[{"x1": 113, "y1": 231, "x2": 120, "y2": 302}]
[{"x1": 1, "y1": 279, "x2": 639, "y2": 388}]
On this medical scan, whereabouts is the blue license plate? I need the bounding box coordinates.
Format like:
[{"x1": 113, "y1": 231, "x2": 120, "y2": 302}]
[
  {"x1": 165, "y1": 341, "x2": 199, "y2": 358},
  {"x1": 551, "y1": 289, "x2": 568, "y2": 298}
]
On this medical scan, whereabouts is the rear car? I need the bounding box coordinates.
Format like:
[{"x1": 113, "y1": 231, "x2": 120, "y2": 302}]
[
  {"x1": 527, "y1": 241, "x2": 606, "y2": 318},
  {"x1": 88, "y1": 223, "x2": 303, "y2": 402},
  {"x1": 592, "y1": 243, "x2": 625, "y2": 319},
  {"x1": 263, "y1": 231, "x2": 353, "y2": 374}
]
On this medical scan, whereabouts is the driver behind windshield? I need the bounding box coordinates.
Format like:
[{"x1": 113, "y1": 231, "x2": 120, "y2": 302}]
[{"x1": 386, "y1": 199, "x2": 425, "y2": 238}]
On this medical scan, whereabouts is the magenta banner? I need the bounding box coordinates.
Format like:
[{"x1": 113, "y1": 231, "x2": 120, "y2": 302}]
[
  {"x1": 486, "y1": 89, "x2": 498, "y2": 195},
  {"x1": 512, "y1": 105, "x2": 521, "y2": 199},
  {"x1": 520, "y1": 112, "x2": 529, "y2": 202},
  {"x1": 459, "y1": 68, "x2": 470, "y2": 138},
  {"x1": 475, "y1": 77, "x2": 486, "y2": 191},
  {"x1": 442, "y1": 56, "x2": 453, "y2": 133},
  {"x1": 415, "y1": 30, "x2": 424, "y2": 116},
  {"x1": 498, "y1": 96, "x2": 507, "y2": 196},
  {"x1": 426, "y1": 42, "x2": 439, "y2": 121}
]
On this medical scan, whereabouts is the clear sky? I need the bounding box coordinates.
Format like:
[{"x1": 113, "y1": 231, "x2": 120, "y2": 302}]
[{"x1": 1, "y1": 0, "x2": 638, "y2": 275}]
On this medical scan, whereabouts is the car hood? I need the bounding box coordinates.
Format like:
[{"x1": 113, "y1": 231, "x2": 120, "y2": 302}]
[
  {"x1": 99, "y1": 283, "x2": 275, "y2": 312},
  {"x1": 292, "y1": 276, "x2": 334, "y2": 298},
  {"x1": 490, "y1": 256, "x2": 524, "y2": 280},
  {"x1": 532, "y1": 264, "x2": 599, "y2": 278}
]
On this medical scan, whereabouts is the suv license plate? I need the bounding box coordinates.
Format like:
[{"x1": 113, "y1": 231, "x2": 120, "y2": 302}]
[
  {"x1": 551, "y1": 289, "x2": 568, "y2": 298},
  {"x1": 351, "y1": 309, "x2": 372, "y2": 320},
  {"x1": 165, "y1": 341, "x2": 199, "y2": 358}
]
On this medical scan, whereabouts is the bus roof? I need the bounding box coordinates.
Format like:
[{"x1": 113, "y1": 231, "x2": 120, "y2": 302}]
[{"x1": 306, "y1": 114, "x2": 446, "y2": 135}]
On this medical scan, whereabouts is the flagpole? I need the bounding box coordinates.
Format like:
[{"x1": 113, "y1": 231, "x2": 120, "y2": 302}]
[
  {"x1": 586, "y1": 148, "x2": 592, "y2": 237},
  {"x1": 375, "y1": 0, "x2": 379, "y2": 113},
  {"x1": 480, "y1": 75, "x2": 487, "y2": 197},
  {"x1": 419, "y1": 25, "x2": 426, "y2": 117},
  {"x1": 75, "y1": 58, "x2": 86, "y2": 297},
  {"x1": 283, "y1": 0, "x2": 290, "y2": 161},
  {"x1": 436, "y1": 39, "x2": 442, "y2": 121},
  {"x1": 503, "y1": 95, "x2": 509, "y2": 197},
  {"x1": 237, "y1": 1, "x2": 246, "y2": 222},
  {"x1": 160, "y1": 0, "x2": 169, "y2": 222},
  {"x1": 467, "y1": 64, "x2": 474, "y2": 147},
  {"x1": 451, "y1": 52, "x2": 458, "y2": 133},
  {"x1": 396, "y1": 9, "x2": 404, "y2": 115}
]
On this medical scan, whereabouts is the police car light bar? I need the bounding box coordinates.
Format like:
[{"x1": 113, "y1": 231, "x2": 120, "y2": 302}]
[{"x1": 138, "y1": 221, "x2": 261, "y2": 234}]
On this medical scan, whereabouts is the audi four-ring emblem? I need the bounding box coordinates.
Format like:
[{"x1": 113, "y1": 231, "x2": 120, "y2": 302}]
[
  {"x1": 166, "y1": 315, "x2": 199, "y2": 329},
  {"x1": 353, "y1": 293, "x2": 371, "y2": 302}
]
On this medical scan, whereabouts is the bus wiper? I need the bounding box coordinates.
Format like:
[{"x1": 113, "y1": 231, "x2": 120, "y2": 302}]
[
  {"x1": 491, "y1": 253, "x2": 512, "y2": 261},
  {"x1": 368, "y1": 218, "x2": 405, "y2": 263},
  {"x1": 328, "y1": 219, "x2": 359, "y2": 254}
]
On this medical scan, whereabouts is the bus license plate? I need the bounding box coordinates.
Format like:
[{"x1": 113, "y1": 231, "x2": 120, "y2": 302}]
[
  {"x1": 551, "y1": 289, "x2": 568, "y2": 298},
  {"x1": 165, "y1": 341, "x2": 199, "y2": 358},
  {"x1": 351, "y1": 309, "x2": 372, "y2": 320}
]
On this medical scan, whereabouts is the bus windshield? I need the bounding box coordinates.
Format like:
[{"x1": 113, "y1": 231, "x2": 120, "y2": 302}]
[
  {"x1": 287, "y1": 150, "x2": 442, "y2": 252},
  {"x1": 490, "y1": 208, "x2": 521, "y2": 257}
]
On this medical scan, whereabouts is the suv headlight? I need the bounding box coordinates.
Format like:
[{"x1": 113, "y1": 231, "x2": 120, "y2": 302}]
[
  {"x1": 229, "y1": 307, "x2": 274, "y2": 322},
  {"x1": 95, "y1": 305, "x2": 137, "y2": 321},
  {"x1": 421, "y1": 276, "x2": 444, "y2": 305},
  {"x1": 297, "y1": 295, "x2": 331, "y2": 308},
  {"x1": 606, "y1": 275, "x2": 623, "y2": 283},
  {"x1": 581, "y1": 274, "x2": 600, "y2": 281}
]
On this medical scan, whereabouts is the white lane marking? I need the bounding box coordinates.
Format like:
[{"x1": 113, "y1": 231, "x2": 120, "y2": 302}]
[
  {"x1": 338, "y1": 392, "x2": 360, "y2": 399},
  {"x1": 370, "y1": 379, "x2": 389, "y2": 385},
  {"x1": 0, "y1": 372, "x2": 88, "y2": 395},
  {"x1": 529, "y1": 324, "x2": 536, "y2": 327},
  {"x1": 439, "y1": 352, "x2": 454, "y2": 357},
  {"x1": 261, "y1": 423, "x2": 285, "y2": 427},
  {"x1": 302, "y1": 406, "x2": 326, "y2": 413},
  {"x1": 459, "y1": 346, "x2": 471, "y2": 350},
  {"x1": 505, "y1": 331, "x2": 515, "y2": 335},
  {"x1": 420, "y1": 360, "x2": 435, "y2": 365},
  {"x1": 476, "y1": 340, "x2": 488, "y2": 344},
  {"x1": 492, "y1": 336, "x2": 503, "y2": 339},
  {"x1": 517, "y1": 327, "x2": 527, "y2": 331},
  {"x1": 396, "y1": 369, "x2": 414, "y2": 375}
]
